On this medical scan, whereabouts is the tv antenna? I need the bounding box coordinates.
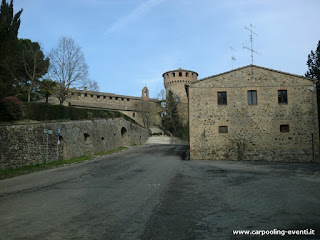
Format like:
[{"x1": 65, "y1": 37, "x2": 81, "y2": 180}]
[
  {"x1": 243, "y1": 24, "x2": 260, "y2": 65},
  {"x1": 230, "y1": 47, "x2": 236, "y2": 69}
]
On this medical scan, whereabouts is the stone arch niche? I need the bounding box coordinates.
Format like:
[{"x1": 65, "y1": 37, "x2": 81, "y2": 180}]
[
  {"x1": 121, "y1": 127, "x2": 130, "y2": 146},
  {"x1": 83, "y1": 133, "x2": 93, "y2": 155}
]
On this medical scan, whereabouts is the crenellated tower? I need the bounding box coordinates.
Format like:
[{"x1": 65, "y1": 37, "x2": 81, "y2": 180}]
[{"x1": 163, "y1": 68, "x2": 198, "y2": 124}]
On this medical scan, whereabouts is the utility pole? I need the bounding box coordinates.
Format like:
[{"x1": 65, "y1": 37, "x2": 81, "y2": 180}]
[{"x1": 243, "y1": 24, "x2": 260, "y2": 65}]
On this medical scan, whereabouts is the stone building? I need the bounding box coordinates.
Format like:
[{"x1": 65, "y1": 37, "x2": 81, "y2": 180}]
[
  {"x1": 163, "y1": 68, "x2": 198, "y2": 125},
  {"x1": 188, "y1": 65, "x2": 319, "y2": 162}
]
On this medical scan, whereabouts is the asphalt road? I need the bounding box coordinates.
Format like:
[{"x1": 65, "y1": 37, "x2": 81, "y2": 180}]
[{"x1": 1, "y1": 144, "x2": 320, "y2": 240}]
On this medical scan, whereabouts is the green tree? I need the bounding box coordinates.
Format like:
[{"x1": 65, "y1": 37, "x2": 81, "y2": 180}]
[
  {"x1": 19, "y1": 39, "x2": 49, "y2": 102},
  {"x1": 0, "y1": 0, "x2": 23, "y2": 99},
  {"x1": 306, "y1": 40, "x2": 320, "y2": 120},
  {"x1": 39, "y1": 79, "x2": 57, "y2": 103},
  {"x1": 163, "y1": 90, "x2": 180, "y2": 135},
  {"x1": 306, "y1": 40, "x2": 320, "y2": 80}
]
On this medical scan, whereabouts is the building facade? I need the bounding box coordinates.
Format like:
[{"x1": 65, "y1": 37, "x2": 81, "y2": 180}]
[{"x1": 189, "y1": 65, "x2": 319, "y2": 162}]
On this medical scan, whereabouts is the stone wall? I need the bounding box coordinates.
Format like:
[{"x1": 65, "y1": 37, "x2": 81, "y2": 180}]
[
  {"x1": 0, "y1": 118, "x2": 150, "y2": 169},
  {"x1": 189, "y1": 65, "x2": 319, "y2": 162},
  {"x1": 43, "y1": 88, "x2": 162, "y2": 127}
]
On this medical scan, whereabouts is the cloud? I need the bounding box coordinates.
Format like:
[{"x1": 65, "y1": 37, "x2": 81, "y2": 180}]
[{"x1": 105, "y1": 0, "x2": 166, "y2": 34}]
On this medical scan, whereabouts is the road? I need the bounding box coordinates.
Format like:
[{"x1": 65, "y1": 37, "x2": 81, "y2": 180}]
[{"x1": 1, "y1": 144, "x2": 320, "y2": 240}]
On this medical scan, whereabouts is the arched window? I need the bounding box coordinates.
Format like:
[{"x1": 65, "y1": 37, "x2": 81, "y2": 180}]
[
  {"x1": 172, "y1": 72, "x2": 175, "y2": 77},
  {"x1": 179, "y1": 72, "x2": 182, "y2": 77}
]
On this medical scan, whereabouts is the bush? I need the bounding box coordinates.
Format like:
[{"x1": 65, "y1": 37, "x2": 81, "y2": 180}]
[{"x1": 0, "y1": 97, "x2": 23, "y2": 121}]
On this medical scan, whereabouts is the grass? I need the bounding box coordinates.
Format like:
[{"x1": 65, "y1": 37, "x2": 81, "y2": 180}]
[{"x1": 0, "y1": 147, "x2": 128, "y2": 180}]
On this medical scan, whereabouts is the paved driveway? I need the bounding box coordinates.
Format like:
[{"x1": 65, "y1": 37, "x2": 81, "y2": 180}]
[{"x1": 0, "y1": 144, "x2": 319, "y2": 239}]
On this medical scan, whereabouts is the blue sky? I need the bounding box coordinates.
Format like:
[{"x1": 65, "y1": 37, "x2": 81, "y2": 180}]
[{"x1": 15, "y1": 0, "x2": 320, "y2": 98}]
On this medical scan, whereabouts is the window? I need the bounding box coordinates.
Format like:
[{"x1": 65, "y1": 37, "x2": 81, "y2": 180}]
[
  {"x1": 186, "y1": 72, "x2": 189, "y2": 77},
  {"x1": 172, "y1": 72, "x2": 175, "y2": 77},
  {"x1": 278, "y1": 90, "x2": 288, "y2": 104},
  {"x1": 179, "y1": 72, "x2": 182, "y2": 77},
  {"x1": 248, "y1": 90, "x2": 257, "y2": 105},
  {"x1": 109, "y1": 97, "x2": 112, "y2": 100},
  {"x1": 219, "y1": 126, "x2": 228, "y2": 133},
  {"x1": 218, "y1": 91, "x2": 227, "y2": 105},
  {"x1": 85, "y1": 94, "x2": 87, "y2": 97},
  {"x1": 280, "y1": 125, "x2": 289, "y2": 133},
  {"x1": 115, "y1": 97, "x2": 118, "y2": 100},
  {"x1": 133, "y1": 113, "x2": 135, "y2": 118},
  {"x1": 103, "y1": 96, "x2": 106, "y2": 99},
  {"x1": 97, "y1": 95, "x2": 100, "y2": 99}
]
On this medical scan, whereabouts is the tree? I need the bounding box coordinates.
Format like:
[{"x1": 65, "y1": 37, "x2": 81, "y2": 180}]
[
  {"x1": 0, "y1": 0, "x2": 23, "y2": 98},
  {"x1": 306, "y1": 40, "x2": 320, "y2": 81},
  {"x1": 39, "y1": 79, "x2": 57, "y2": 103},
  {"x1": 48, "y1": 36, "x2": 89, "y2": 104},
  {"x1": 19, "y1": 39, "x2": 49, "y2": 102},
  {"x1": 80, "y1": 78, "x2": 99, "y2": 91},
  {"x1": 163, "y1": 90, "x2": 180, "y2": 135}
]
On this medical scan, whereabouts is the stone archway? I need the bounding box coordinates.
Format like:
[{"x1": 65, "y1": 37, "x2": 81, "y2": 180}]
[
  {"x1": 121, "y1": 127, "x2": 130, "y2": 146},
  {"x1": 84, "y1": 133, "x2": 93, "y2": 154}
]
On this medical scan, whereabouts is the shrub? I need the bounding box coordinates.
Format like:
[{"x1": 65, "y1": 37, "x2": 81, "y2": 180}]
[{"x1": 0, "y1": 97, "x2": 23, "y2": 121}]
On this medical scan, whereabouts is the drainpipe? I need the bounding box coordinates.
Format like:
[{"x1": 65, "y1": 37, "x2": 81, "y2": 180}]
[
  {"x1": 309, "y1": 86, "x2": 316, "y2": 162},
  {"x1": 185, "y1": 84, "x2": 190, "y2": 144}
]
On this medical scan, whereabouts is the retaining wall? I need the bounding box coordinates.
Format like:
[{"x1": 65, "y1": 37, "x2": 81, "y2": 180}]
[{"x1": 0, "y1": 118, "x2": 150, "y2": 169}]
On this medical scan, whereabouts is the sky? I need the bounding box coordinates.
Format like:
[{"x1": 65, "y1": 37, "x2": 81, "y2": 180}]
[{"x1": 14, "y1": 0, "x2": 320, "y2": 98}]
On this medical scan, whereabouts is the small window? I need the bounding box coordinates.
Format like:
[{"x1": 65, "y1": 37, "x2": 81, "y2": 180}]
[
  {"x1": 280, "y1": 125, "x2": 289, "y2": 133},
  {"x1": 133, "y1": 113, "x2": 135, "y2": 118},
  {"x1": 109, "y1": 97, "x2": 112, "y2": 100},
  {"x1": 219, "y1": 126, "x2": 228, "y2": 133},
  {"x1": 179, "y1": 72, "x2": 182, "y2": 77},
  {"x1": 97, "y1": 95, "x2": 100, "y2": 99},
  {"x1": 127, "y1": 99, "x2": 130, "y2": 101},
  {"x1": 186, "y1": 72, "x2": 189, "y2": 77},
  {"x1": 248, "y1": 90, "x2": 257, "y2": 105},
  {"x1": 115, "y1": 97, "x2": 118, "y2": 100},
  {"x1": 218, "y1": 91, "x2": 227, "y2": 105},
  {"x1": 103, "y1": 96, "x2": 106, "y2": 99},
  {"x1": 121, "y1": 98, "x2": 124, "y2": 101},
  {"x1": 278, "y1": 90, "x2": 288, "y2": 104},
  {"x1": 71, "y1": 93, "x2": 74, "y2": 96},
  {"x1": 85, "y1": 94, "x2": 87, "y2": 97},
  {"x1": 172, "y1": 72, "x2": 175, "y2": 77},
  {"x1": 91, "y1": 95, "x2": 94, "y2": 98}
]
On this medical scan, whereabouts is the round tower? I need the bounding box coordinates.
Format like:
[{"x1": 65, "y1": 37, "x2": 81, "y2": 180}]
[
  {"x1": 163, "y1": 68, "x2": 198, "y2": 104},
  {"x1": 162, "y1": 68, "x2": 198, "y2": 125}
]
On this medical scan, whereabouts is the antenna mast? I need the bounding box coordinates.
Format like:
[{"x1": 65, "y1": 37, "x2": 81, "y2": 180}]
[
  {"x1": 230, "y1": 47, "x2": 236, "y2": 69},
  {"x1": 243, "y1": 24, "x2": 260, "y2": 65}
]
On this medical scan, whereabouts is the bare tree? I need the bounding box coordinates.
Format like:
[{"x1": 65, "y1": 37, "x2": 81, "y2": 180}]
[
  {"x1": 80, "y1": 78, "x2": 99, "y2": 91},
  {"x1": 48, "y1": 36, "x2": 88, "y2": 104},
  {"x1": 156, "y1": 89, "x2": 166, "y2": 100}
]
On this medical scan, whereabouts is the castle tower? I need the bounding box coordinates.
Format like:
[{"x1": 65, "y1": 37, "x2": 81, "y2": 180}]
[{"x1": 163, "y1": 68, "x2": 198, "y2": 124}]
